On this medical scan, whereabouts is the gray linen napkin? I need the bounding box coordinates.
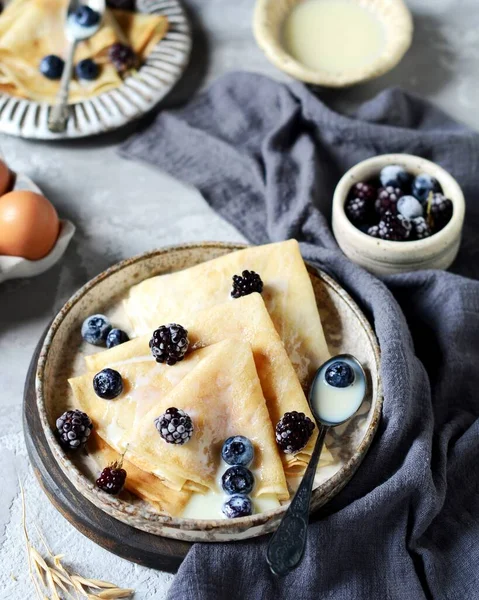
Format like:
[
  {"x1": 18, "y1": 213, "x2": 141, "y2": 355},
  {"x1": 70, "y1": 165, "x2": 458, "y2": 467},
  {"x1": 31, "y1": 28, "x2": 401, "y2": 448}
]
[{"x1": 121, "y1": 73, "x2": 479, "y2": 600}]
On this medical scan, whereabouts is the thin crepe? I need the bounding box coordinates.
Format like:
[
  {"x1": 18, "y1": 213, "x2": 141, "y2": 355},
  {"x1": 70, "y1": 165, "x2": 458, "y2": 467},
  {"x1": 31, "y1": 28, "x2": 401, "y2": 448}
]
[
  {"x1": 0, "y1": 0, "x2": 168, "y2": 103},
  {"x1": 123, "y1": 239, "x2": 330, "y2": 388}
]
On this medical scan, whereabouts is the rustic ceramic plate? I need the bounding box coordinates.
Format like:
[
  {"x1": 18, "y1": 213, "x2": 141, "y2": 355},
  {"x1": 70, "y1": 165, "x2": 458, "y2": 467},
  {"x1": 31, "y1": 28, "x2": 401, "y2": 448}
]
[
  {"x1": 36, "y1": 242, "x2": 382, "y2": 542},
  {"x1": 0, "y1": 0, "x2": 191, "y2": 139}
]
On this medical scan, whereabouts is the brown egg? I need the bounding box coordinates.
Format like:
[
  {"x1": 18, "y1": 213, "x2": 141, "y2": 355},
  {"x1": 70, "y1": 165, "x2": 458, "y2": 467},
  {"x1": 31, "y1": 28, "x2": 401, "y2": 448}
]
[
  {"x1": 0, "y1": 191, "x2": 60, "y2": 260},
  {"x1": 0, "y1": 159, "x2": 13, "y2": 196}
]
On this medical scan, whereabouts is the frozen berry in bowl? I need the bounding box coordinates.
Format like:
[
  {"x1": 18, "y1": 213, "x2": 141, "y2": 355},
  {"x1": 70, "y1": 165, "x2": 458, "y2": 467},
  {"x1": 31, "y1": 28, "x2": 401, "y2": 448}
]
[
  {"x1": 412, "y1": 173, "x2": 441, "y2": 203},
  {"x1": 93, "y1": 368, "x2": 123, "y2": 399},
  {"x1": 56, "y1": 409, "x2": 92, "y2": 451},
  {"x1": 325, "y1": 361, "x2": 355, "y2": 388},
  {"x1": 397, "y1": 195, "x2": 423, "y2": 220},
  {"x1": 221, "y1": 436, "x2": 254, "y2": 467},
  {"x1": 379, "y1": 165, "x2": 410, "y2": 190},
  {"x1": 221, "y1": 465, "x2": 255, "y2": 495},
  {"x1": 275, "y1": 411, "x2": 315, "y2": 454},
  {"x1": 149, "y1": 323, "x2": 189, "y2": 365},
  {"x1": 106, "y1": 328, "x2": 129, "y2": 349},
  {"x1": 378, "y1": 211, "x2": 411, "y2": 241},
  {"x1": 74, "y1": 6, "x2": 101, "y2": 27},
  {"x1": 345, "y1": 197, "x2": 370, "y2": 225},
  {"x1": 81, "y1": 314, "x2": 112, "y2": 346},
  {"x1": 231, "y1": 270, "x2": 263, "y2": 298},
  {"x1": 108, "y1": 43, "x2": 138, "y2": 74},
  {"x1": 76, "y1": 58, "x2": 99, "y2": 81},
  {"x1": 375, "y1": 186, "x2": 401, "y2": 216},
  {"x1": 222, "y1": 495, "x2": 253, "y2": 519},
  {"x1": 367, "y1": 224, "x2": 380, "y2": 238},
  {"x1": 428, "y1": 193, "x2": 453, "y2": 232},
  {"x1": 39, "y1": 55, "x2": 64, "y2": 80},
  {"x1": 411, "y1": 217, "x2": 431, "y2": 240},
  {"x1": 96, "y1": 462, "x2": 126, "y2": 495},
  {"x1": 349, "y1": 182, "x2": 377, "y2": 203},
  {"x1": 155, "y1": 407, "x2": 193, "y2": 444}
]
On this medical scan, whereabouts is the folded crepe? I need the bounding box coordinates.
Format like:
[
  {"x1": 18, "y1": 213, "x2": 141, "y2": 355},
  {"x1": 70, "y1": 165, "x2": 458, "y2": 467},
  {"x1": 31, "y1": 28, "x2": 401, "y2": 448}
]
[
  {"x1": 71, "y1": 339, "x2": 289, "y2": 501},
  {"x1": 85, "y1": 293, "x2": 334, "y2": 476},
  {"x1": 0, "y1": 0, "x2": 168, "y2": 103},
  {"x1": 88, "y1": 432, "x2": 191, "y2": 516},
  {"x1": 123, "y1": 239, "x2": 330, "y2": 388}
]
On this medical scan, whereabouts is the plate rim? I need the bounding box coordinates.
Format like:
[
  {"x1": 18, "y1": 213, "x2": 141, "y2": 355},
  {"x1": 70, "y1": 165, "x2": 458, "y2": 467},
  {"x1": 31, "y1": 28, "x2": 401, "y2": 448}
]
[{"x1": 35, "y1": 241, "x2": 383, "y2": 537}]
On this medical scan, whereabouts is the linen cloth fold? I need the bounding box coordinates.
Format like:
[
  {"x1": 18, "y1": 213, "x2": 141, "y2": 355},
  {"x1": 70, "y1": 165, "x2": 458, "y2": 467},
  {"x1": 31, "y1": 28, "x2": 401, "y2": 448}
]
[{"x1": 121, "y1": 73, "x2": 479, "y2": 600}]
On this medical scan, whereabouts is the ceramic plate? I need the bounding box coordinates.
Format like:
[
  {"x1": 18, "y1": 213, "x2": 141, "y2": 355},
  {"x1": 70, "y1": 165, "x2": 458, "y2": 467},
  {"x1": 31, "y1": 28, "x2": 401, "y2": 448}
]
[
  {"x1": 36, "y1": 242, "x2": 382, "y2": 542},
  {"x1": 0, "y1": 0, "x2": 191, "y2": 139}
]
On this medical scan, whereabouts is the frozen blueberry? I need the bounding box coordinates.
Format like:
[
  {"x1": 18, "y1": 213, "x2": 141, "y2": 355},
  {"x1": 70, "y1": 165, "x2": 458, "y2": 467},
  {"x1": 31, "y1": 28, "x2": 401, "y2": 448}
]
[
  {"x1": 221, "y1": 436, "x2": 254, "y2": 467},
  {"x1": 221, "y1": 466, "x2": 254, "y2": 495},
  {"x1": 222, "y1": 495, "x2": 253, "y2": 519},
  {"x1": 74, "y1": 6, "x2": 101, "y2": 27},
  {"x1": 106, "y1": 328, "x2": 130, "y2": 349},
  {"x1": 81, "y1": 314, "x2": 112, "y2": 346},
  {"x1": 39, "y1": 55, "x2": 64, "y2": 80},
  {"x1": 93, "y1": 368, "x2": 123, "y2": 400},
  {"x1": 325, "y1": 361, "x2": 355, "y2": 388},
  {"x1": 379, "y1": 165, "x2": 410, "y2": 190},
  {"x1": 76, "y1": 58, "x2": 99, "y2": 80},
  {"x1": 412, "y1": 173, "x2": 441, "y2": 203},
  {"x1": 397, "y1": 195, "x2": 424, "y2": 220}
]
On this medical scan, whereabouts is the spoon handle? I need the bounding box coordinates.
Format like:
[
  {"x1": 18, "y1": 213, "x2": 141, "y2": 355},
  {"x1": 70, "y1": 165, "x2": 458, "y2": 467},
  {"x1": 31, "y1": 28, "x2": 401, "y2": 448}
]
[
  {"x1": 266, "y1": 424, "x2": 327, "y2": 577},
  {"x1": 48, "y1": 40, "x2": 78, "y2": 133}
]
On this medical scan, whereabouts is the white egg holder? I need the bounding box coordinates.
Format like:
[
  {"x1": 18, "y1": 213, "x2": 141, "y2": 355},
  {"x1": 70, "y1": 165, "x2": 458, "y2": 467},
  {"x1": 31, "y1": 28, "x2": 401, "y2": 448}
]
[{"x1": 0, "y1": 172, "x2": 75, "y2": 283}]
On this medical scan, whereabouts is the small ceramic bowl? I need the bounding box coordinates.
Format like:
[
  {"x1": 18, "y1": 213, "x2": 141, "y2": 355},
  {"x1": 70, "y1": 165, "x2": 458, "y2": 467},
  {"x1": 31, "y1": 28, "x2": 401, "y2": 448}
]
[
  {"x1": 253, "y1": 0, "x2": 413, "y2": 87},
  {"x1": 332, "y1": 154, "x2": 466, "y2": 275}
]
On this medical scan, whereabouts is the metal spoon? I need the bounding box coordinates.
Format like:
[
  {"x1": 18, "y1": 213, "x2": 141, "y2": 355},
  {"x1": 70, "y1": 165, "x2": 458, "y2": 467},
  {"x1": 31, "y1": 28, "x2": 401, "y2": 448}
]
[
  {"x1": 48, "y1": 0, "x2": 106, "y2": 133},
  {"x1": 266, "y1": 354, "x2": 367, "y2": 577}
]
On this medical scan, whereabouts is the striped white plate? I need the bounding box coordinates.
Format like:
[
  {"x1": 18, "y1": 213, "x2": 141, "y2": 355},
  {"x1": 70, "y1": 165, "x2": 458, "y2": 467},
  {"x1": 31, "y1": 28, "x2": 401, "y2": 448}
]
[{"x1": 0, "y1": 0, "x2": 191, "y2": 139}]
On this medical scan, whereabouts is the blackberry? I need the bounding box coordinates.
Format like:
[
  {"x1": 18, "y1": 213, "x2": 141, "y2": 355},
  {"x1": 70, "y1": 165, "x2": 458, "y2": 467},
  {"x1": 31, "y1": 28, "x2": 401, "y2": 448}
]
[
  {"x1": 349, "y1": 182, "x2": 377, "y2": 202},
  {"x1": 93, "y1": 368, "x2": 123, "y2": 400},
  {"x1": 221, "y1": 436, "x2": 254, "y2": 467},
  {"x1": 221, "y1": 466, "x2": 254, "y2": 495},
  {"x1": 325, "y1": 361, "x2": 355, "y2": 388},
  {"x1": 96, "y1": 462, "x2": 126, "y2": 495},
  {"x1": 345, "y1": 197, "x2": 370, "y2": 225},
  {"x1": 108, "y1": 43, "x2": 138, "y2": 74},
  {"x1": 222, "y1": 495, "x2": 253, "y2": 519},
  {"x1": 56, "y1": 410, "x2": 92, "y2": 451},
  {"x1": 367, "y1": 225, "x2": 380, "y2": 238},
  {"x1": 427, "y1": 193, "x2": 453, "y2": 232},
  {"x1": 411, "y1": 217, "x2": 431, "y2": 240},
  {"x1": 378, "y1": 211, "x2": 411, "y2": 241},
  {"x1": 155, "y1": 407, "x2": 193, "y2": 444},
  {"x1": 397, "y1": 195, "x2": 423, "y2": 220},
  {"x1": 231, "y1": 270, "x2": 263, "y2": 298},
  {"x1": 275, "y1": 411, "x2": 315, "y2": 454},
  {"x1": 149, "y1": 324, "x2": 189, "y2": 365},
  {"x1": 379, "y1": 165, "x2": 410, "y2": 190},
  {"x1": 375, "y1": 186, "x2": 401, "y2": 216},
  {"x1": 106, "y1": 328, "x2": 129, "y2": 349}
]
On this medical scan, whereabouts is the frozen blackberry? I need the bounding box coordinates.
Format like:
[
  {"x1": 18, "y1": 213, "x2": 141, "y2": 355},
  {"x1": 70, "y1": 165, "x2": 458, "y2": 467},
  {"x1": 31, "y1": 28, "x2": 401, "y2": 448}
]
[
  {"x1": 96, "y1": 462, "x2": 126, "y2": 495},
  {"x1": 428, "y1": 193, "x2": 453, "y2": 232},
  {"x1": 221, "y1": 466, "x2": 255, "y2": 495},
  {"x1": 108, "y1": 42, "x2": 138, "y2": 74},
  {"x1": 56, "y1": 410, "x2": 92, "y2": 451},
  {"x1": 375, "y1": 186, "x2": 401, "y2": 216},
  {"x1": 378, "y1": 211, "x2": 411, "y2": 241},
  {"x1": 231, "y1": 270, "x2": 263, "y2": 298},
  {"x1": 149, "y1": 324, "x2": 189, "y2": 365},
  {"x1": 345, "y1": 197, "x2": 370, "y2": 225},
  {"x1": 367, "y1": 225, "x2": 380, "y2": 238},
  {"x1": 349, "y1": 182, "x2": 377, "y2": 202},
  {"x1": 411, "y1": 217, "x2": 431, "y2": 240},
  {"x1": 275, "y1": 411, "x2": 315, "y2": 454},
  {"x1": 93, "y1": 368, "x2": 123, "y2": 400},
  {"x1": 155, "y1": 407, "x2": 193, "y2": 444}
]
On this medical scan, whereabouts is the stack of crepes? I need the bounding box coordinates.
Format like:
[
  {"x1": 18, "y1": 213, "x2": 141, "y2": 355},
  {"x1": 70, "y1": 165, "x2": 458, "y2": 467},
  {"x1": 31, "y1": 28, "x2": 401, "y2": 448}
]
[
  {"x1": 0, "y1": 0, "x2": 168, "y2": 103},
  {"x1": 69, "y1": 240, "x2": 334, "y2": 517}
]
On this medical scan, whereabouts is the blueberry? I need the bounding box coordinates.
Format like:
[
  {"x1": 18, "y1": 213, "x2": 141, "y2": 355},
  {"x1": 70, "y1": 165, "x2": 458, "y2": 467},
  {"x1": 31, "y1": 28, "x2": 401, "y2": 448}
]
[
  {"x1": 221, "y1": 466, "x2": 254, "y2": 495},
  {"x1": 222, "y1": 495, "x2": 253, "y2": 519},
  {"x1": 74, "y1": 6, "x2": 101, "y2": 27},
  {"x1": 397, "y1": 195, "x2": 423, "y2": 220},
  {"x1": 221, "y1": 436, "x2": 254, "y2": 466},
  {"x1": 76, "y1": 58, "x2": 99, "y2": 81},
  {"x1": 412, "y1": 173, "x2": 441, "y2": 203},
  {"x1": 39, "y1": 55, "x2": 64, "y2": 80},
  {"x1": 379, "y1": 165, "x2": 410, "y2": 190},
  {"x1": 106, "y1": 328, "x2": 130, "y2": 349},
  {"x1": 81, "y1": 314, "x2": 112, "y2": 346},
  {"x1": 325, "y1": 361, "x2": 355, "y2": 388},
  {"x1": 93, "y1": 368, "x2": 123, "y2": 399}
]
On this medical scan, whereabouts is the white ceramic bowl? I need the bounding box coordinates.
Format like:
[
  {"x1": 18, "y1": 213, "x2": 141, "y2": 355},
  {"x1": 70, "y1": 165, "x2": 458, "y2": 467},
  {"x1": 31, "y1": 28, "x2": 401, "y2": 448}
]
[
  {"x1": 332, "y1": 154, "x2": 465, "y2": 275},
  {"x1": 253, "y1": 0, "x2": 413, "y2": 87}
]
